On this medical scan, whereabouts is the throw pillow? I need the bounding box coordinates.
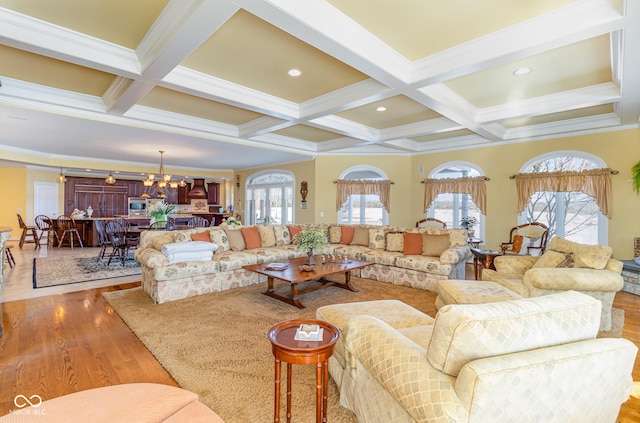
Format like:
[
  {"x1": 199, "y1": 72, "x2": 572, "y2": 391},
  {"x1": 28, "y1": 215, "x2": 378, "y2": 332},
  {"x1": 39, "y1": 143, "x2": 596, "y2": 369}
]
[
  {"x1": 531, "y1": 249, "x2": 574, "y2": 269},
  {"x1": 190, "y1": 230, "x2": 211, "y2": 242},
  {"x1": 351, "y1": 227, "x2": 369, "y2": 246},
  {"x1": 386, "y1": 232, "x2": 404, "y2": 252},
  {"x1": 273, "y1": 225, "x2": 291, "y2": 246},
  {"x1": 151, "y1": 232, "x2": 176, "y2": 250},
  {"x1": 422, "y1": 233, "x2": 450, "y2": 257},
  {"x1": 511, "y1": 235, "x2": 532, "y2": 255},
  {"x1": 368, "y1": 228, "x2": 386, "y2": 250},
  {"x1": 241, "y1": 226, "x2": 262, "y2": 250},
  {"x1": 403, "y1": 232, "x2": 423, "y2": 255},
  {"x1": 340, "y1": 226, "x2": 355, "y2": 244},
  {"x1": 288, "y1": 225, "x2": 301, "y2": 240},
  {"x1": 225, "y1": 228, "x2": 246, "y2": 251},
  {"x1": 209, "y1": 229, "x2": 230, "y2": 253},
  {"x1": 257, "y1": 225, "x2": 276, "y2": 247},
  {"x1": 328, "y1": 226, "x2": 342, "y2": 244}
]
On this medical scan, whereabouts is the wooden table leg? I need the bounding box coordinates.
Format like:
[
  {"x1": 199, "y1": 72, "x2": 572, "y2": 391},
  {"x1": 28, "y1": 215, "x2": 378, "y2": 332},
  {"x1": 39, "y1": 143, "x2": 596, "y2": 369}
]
[
  {"x1": 474, "y1": 256, "x2": 479, "y2": 280},
  {"x1": 316, "y1": 362, "x2": 322, "y2": 423},
  {"x1": 266, "y1": 276, "x2": 275, "y2": 294},
  {"x1": 274, "y1": 358, "x2": 281, "y2": 423},
  {"x1": 286, "y1": 363, "x2": 292, "y2": 423},
  {"x1": 322, "y1": 360, "x2": 329, "y2": 423}
]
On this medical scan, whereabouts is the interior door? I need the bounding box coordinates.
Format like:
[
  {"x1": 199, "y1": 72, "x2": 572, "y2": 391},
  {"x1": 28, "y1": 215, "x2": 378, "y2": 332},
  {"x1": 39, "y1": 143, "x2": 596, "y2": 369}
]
[{"x1": 33, "y1": 182, "x2": 59, "y2": 223}]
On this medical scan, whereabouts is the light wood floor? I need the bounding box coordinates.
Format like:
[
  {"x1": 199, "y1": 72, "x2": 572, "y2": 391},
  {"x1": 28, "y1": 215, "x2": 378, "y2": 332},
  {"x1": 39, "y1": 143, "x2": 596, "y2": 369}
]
[{"x1": 1, "y1": 244, "x2": 639, "y2": 420}]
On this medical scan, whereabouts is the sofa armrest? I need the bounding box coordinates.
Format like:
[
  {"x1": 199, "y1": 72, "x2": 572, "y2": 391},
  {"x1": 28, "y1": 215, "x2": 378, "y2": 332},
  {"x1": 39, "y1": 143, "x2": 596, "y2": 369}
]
[
  {"x1": 440, "y1": 246, "x2": 471, "y2": 264},
  {"x1": 524, "y1": 268, "x2": 624, "y2": 292},
  {"x1": 492, "y1": 255, "x2": 538, "y2": 274},
  {"x1": 345, "y1": 315, "x2": 467, "y2": 422},
  {"x1": 134, "y1": 247, "x2": 168, "y2": 268}
]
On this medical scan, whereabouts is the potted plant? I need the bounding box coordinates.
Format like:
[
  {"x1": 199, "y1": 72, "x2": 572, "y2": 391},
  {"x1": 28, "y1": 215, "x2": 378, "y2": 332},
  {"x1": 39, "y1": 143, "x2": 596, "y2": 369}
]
[
  {"x1": 292, "y1": 226, "x2": 328, "y2": 265},
  {"x1": 459, "y1": 216, "x2": 478, "y2": 237},
  {"x1": 632, "y1": 160, "x2": 640, "y2": 194},
  {"x1": 147, "y1": 200, "x2": 175, "y2": 227}
]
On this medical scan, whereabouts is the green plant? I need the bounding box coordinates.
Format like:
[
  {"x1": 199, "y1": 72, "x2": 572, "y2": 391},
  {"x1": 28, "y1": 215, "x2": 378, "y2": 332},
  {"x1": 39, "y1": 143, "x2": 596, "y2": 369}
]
[
  {"x1": 632, "y1": 160, "x2": 640, "y2": 194},
  {"x1": 459, "y1": 216, "x2": 478, "y2": 230},
  {"x1": 292, "y1": 226, "x2": 327, "y2": 254},
  {"x1": 147, "y1": 200, "x2": 175, "y2": 219}
]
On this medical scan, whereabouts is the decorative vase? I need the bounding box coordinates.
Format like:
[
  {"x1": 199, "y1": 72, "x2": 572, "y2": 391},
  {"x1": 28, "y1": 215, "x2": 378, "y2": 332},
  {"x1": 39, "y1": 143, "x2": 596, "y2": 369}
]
[
  {"x1": 150, "y1": 213, "x2": 167, "y2": 227},
  {"x1": 305, "y1": 251, "x2": 315, "y2": 265}
]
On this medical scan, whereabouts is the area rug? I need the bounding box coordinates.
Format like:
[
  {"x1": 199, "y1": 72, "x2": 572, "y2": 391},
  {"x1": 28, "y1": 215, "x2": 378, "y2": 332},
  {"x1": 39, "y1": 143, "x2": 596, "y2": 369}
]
[
  {"x1": 33, "y1": 249, "x2": 141, "y2": 288},
  {"x1": 102, "y1": 279, "x2": 438, "y2": 423}
]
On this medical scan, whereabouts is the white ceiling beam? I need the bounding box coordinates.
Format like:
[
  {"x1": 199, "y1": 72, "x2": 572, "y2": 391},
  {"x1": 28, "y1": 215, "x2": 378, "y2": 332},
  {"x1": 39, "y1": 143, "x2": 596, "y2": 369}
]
[
  {"x1": 616, "y1": 0, "x2": 640, "y2": 124},
  {"x1": 379, "y1": 118, "x2": 463, "y2": 141},
  {"x1": 238, "y1": 116, "x2": 294, "y2": 138}
]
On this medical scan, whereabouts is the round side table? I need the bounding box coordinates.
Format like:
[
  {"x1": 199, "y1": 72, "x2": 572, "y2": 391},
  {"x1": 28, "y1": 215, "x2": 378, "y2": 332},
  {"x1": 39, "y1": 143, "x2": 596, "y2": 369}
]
[{"x1": 268, "y1": 318, "x2": 340, "y2": 423}]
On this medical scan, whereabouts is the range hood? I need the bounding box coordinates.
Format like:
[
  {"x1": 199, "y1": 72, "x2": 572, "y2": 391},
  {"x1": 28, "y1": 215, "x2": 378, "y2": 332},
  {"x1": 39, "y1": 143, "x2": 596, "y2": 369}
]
[{"x1": 187, "y1": 178, "x2": 208, "y2": 199}]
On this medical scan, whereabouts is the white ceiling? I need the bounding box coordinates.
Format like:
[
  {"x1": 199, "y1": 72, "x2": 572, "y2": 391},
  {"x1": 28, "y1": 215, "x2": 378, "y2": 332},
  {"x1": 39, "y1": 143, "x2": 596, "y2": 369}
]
[{"x1": 0, "y1": 0, "x2": 638, "y2": 174}]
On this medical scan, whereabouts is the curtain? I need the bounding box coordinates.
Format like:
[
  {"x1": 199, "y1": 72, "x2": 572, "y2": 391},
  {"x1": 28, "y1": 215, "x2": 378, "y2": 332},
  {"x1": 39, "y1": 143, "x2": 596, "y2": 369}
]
[
  {"x1": 423, "y1": 176, "x2": 487, "y2": 215},
  {"x1": 513, "y1": 168, "x2": 612, "y2": 218},
  {"x1": 336, "y1": 180, "x2": 391, "y2": 212}
]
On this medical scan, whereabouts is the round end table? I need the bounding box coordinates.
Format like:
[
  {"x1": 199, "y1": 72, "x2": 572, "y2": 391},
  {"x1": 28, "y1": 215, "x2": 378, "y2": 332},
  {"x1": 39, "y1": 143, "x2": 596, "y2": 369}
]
[{"x1": 267, "y1": 318, "x2": 340, "y2": 423}]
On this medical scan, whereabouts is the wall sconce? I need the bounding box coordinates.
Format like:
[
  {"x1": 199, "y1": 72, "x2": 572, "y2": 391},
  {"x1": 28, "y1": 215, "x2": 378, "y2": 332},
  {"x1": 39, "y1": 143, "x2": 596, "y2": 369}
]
[{"x1": 236, "y1": 175, "x2": 240, "y2": 188}]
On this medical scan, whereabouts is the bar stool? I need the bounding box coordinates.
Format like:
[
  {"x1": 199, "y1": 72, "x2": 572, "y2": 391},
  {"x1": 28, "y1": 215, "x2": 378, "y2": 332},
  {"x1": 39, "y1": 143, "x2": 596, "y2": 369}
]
[
  {"x1": 56, "y1": 215, "x2": 84, "y2": 249},
  {"x1": 5, "y1": 245, "x2": 15, "y2": 268},
  {"x1": 17, "y1": 213, "x2": 39, "y2": 249}
]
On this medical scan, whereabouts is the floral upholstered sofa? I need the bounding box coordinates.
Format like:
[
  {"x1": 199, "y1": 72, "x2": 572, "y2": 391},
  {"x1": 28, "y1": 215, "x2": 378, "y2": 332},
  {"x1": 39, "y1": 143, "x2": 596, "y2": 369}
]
[{"x1": 134, "y1": 224, "x2": 471, "y2": 304}]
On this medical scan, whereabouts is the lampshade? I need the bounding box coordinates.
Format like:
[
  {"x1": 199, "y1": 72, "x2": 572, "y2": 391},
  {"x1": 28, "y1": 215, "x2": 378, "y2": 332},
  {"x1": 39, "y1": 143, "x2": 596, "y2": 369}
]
[
  {"x1": 56, "y1": 168, "x2": 66, "y2": 184},
  {"x1": 105, "y1": 171, "x2": 116, "y2": 185}
]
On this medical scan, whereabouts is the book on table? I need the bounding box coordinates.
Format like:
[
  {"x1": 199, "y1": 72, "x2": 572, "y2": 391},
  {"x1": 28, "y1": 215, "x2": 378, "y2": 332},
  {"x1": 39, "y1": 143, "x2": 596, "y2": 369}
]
[
  {"x1": 294, "y1": 324, "x2": 323, "y2": 341},
  {"x1": 265, "y1": 262, "x2": 289, "y2": 270}
]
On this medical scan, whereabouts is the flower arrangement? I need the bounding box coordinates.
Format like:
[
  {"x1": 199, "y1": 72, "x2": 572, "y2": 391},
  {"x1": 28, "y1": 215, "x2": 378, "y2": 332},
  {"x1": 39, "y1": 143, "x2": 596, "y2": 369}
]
[
  {"x1": 292, "y1": 226, "x2": 328, "y2": 256},
  {"x1": 147, "y1": 200, "x2": 175, "y2": 220},
  {"x1": 459, "y1": 216, "x2": 478, "y2": 230},
  {"x1": 223, "y1": 216, "x2": 242, "y2": 226}
]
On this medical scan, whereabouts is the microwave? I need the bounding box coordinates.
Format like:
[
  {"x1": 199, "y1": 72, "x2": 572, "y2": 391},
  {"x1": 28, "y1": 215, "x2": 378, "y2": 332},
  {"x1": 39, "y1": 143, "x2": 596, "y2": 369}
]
[{"x1": 128, "y1": 197, "x2": 147, "y2": 216}]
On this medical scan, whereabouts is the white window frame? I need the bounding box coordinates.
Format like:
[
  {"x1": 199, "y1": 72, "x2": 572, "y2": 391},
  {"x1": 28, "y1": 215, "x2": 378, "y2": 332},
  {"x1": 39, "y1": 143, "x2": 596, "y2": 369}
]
[
  {"x1": 426, "y1": 161, "x2": 486, "y2": 240},
  {"x1": 337, "y1": 165, "x2": 389, "y2": 226},
  {"x1": 244, "y1": 170, "x2": 295, "y2": 225},
  {"x1": 518, "y1": 150, "x2": 608, "y2": 244}
]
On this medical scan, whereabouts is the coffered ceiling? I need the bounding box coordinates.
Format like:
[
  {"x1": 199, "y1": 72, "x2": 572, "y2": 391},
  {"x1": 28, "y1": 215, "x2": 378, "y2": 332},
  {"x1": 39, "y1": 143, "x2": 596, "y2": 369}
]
[{"x1": 0, "y1": 0, "x2": 638, "y2": 173}]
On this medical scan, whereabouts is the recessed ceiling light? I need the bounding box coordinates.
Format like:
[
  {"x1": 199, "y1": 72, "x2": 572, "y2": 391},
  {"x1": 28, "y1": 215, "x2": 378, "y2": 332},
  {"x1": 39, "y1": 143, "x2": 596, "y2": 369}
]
[
  {"x1": 288, "y1": 69, "x2": 302, "y2": 77},
  {"x1": 513, "y1": 67, "x2": 532, "y2": 76},
  {"x1": 85, "y1": 169, "x2": 92, "y2": 172},
  {"x1": 376, "y1": 106, "x2": 387, "y2": 112}
]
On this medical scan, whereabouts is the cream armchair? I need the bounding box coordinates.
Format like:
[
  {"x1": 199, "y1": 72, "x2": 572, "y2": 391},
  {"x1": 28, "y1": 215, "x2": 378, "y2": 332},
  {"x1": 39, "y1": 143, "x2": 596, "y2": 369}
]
[
  {"x1": 482, "y1": 237, "x2": 624, "y2": 331},
  {"x1": 319, "y1": 292, "x2": 636, "y2": 423}
]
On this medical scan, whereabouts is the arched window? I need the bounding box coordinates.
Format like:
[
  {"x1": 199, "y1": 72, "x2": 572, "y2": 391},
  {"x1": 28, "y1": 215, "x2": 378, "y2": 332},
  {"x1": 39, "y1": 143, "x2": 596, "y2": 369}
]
[
  {"x1": 337, "y1": 166, "x2": 388, "y2": 226},
  {"x1": 245, "y1": 171, "x2": 294, "y2": 225},
  {"x1": 519, "y1": 151, "x2": 607, "y2": 244},
  {"x1": 427, "y1": 162, "x2": 485, "y2": 237}
]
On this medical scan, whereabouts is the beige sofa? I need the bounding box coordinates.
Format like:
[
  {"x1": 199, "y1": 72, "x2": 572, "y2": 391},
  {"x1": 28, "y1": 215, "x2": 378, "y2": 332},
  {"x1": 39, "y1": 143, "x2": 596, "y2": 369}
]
[
  {"x1": 134, "y1": 224, "x2": 470, "y2": 304},
  {"x1": 481, "y1": 236, "x2": 624, "y2": 331},
  {"x1": 316, "y1": 291, "x2": 637, "y2": 423}
]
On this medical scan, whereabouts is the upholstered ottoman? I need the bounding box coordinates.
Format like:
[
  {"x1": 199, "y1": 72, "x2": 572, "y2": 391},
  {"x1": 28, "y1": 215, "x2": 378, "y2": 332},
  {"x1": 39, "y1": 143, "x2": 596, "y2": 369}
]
[
  {"x1": 435, "y1": 279, "x2": 523, "y2": 309},
  {"x1": 316, "y1": 299, "x2": 434, "y2": 392}
]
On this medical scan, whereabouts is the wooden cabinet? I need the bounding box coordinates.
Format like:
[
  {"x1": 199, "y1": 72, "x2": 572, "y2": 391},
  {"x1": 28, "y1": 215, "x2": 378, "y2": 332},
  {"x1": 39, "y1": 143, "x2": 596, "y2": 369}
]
[
  {"x1": 207, "y1": 182, "x2": 220, "y2": 205},
  {"x1": 178, "y1": 182, "x2": 191, "y2": 204}
]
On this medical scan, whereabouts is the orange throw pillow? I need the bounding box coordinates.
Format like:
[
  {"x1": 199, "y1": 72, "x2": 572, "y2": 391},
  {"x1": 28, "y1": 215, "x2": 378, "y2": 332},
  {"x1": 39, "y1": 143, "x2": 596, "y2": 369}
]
[
  {"x1": 340, "y1": 226, "x2": 355, "y2": 244},
  {"x1": 511, "y1": 235, "x2": 524, "y2": 253},
  {"x1": 241, "y1": 227, "x2": 262, "y2": 250},
  {"x1": 190, "y1": 230, "x2": 211, "y2": 242},
  {"x1": 288, "y1": 225, "x2": 301, "y2": 239},
  {"x1": 403, "y1": 232, "x2": 423, "y2": 255}
]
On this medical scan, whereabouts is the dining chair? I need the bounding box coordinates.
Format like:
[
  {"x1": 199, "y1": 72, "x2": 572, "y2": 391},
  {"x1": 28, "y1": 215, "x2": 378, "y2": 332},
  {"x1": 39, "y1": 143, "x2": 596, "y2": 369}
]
[
  {"x1": 17, "y1": 213, "x2": 39, "y2": 249},
  {"x1": 56, "y1": 215, "x2": 84, "y2": 249},
  {"x1": 35, "y1": 215, "x2": 58, "y2": 248},
  {"x1": 187, "y1": 216, "x2": 209, "y2": 228},
  {"x1": 115, "y1": 218, "x2": 139, "y2": 248},
  {"x1": 104, "y1": 221, "x2": 132, "y2": 266},
  {"x1": 5, "y1": 244, "x2": 15, "y2": 268},
  {"x1": 94, "y1": 220, "x2": 112, "y2": 261}
]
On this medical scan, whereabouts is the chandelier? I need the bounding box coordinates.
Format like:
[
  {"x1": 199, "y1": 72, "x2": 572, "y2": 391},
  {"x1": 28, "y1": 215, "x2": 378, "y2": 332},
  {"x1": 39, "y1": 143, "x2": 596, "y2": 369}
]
[{"x1": 142, "y1": 150, "x2": 186, "y2": 198}]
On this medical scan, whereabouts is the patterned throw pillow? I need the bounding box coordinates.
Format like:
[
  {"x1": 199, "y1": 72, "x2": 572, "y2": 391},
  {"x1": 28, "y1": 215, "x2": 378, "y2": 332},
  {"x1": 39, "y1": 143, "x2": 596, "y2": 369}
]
[
  {"x1": 368, "y1": 228, "x2": 386, "y2": 249},
  {"x1": 209, "y1": 229, "x2": 231, "y2": 253},
  {"x1": 273, "y1": 225, "x2": 291, "y2": 246},
  {"x1": 386, "y1": 232, "x2": 404, "y2": 252},
  {"x1": 328, "y1": 226, "x2": 342, "y2": 244},
  {"x1": 531, "y1": 249, "x2": 574, "y2": 269}
]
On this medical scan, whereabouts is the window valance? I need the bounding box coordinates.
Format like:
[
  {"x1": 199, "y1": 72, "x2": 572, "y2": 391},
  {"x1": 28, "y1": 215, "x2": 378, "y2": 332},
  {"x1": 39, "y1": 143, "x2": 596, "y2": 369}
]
[
  {"x1": 423, "y1": 176, "x2": 487, "y2": 215},
  {"x1": 336, "y1": 179, "x2": 391, "y2": 212},
  {"x1": 513, "y1": 168, "x2": 613, "y2": 218}
]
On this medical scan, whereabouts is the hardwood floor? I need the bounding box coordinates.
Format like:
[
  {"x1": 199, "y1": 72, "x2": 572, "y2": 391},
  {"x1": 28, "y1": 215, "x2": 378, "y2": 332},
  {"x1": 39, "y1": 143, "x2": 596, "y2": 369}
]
[{"x1": 0, "y1": 246, "x2": 639, "y2": 420}]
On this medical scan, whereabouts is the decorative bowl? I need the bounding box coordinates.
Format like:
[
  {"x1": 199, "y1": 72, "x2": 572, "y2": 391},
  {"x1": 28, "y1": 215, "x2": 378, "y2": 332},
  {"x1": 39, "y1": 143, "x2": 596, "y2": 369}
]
[{"x1": 298, "y1": 264, "x2": 316, "y2": 272}]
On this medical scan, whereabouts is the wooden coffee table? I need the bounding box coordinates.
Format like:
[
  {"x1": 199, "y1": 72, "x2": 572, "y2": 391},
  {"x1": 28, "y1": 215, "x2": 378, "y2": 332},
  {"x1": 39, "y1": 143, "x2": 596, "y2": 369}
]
[
  {"x1": 470, "y1": 248, "x2": 504, "y2": 280},
  {"x1": 243, "y1": 255, "x2": 371, "y2": 309}
]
